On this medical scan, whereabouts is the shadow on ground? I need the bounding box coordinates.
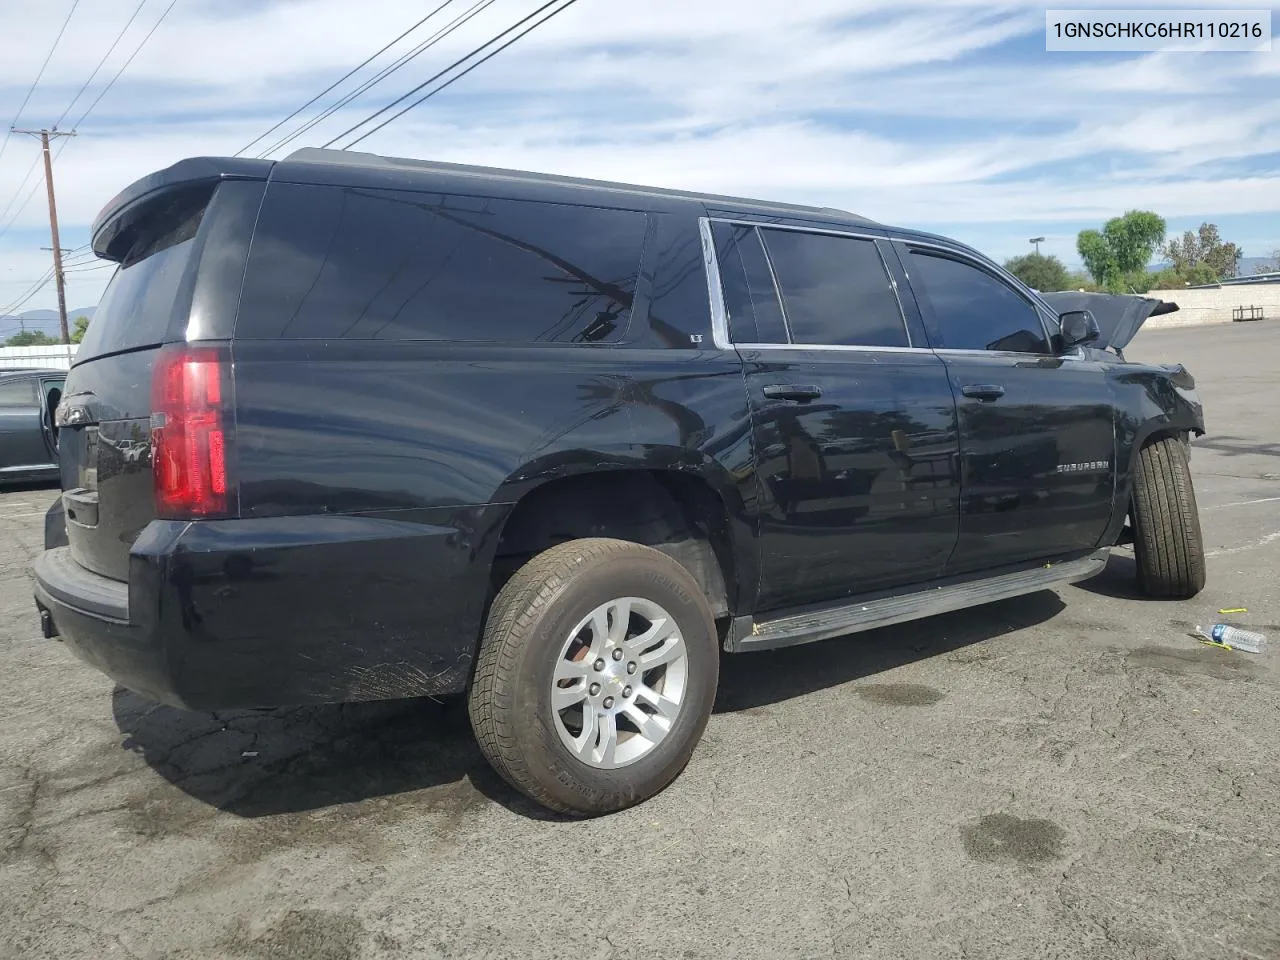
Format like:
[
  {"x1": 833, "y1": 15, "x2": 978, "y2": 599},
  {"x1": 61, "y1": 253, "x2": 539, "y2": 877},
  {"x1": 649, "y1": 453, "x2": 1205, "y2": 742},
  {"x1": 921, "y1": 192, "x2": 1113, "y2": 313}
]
[
  {"x1": 714, "y1": 590, "x2": 1065, "y2": 712},
  {"x1": 0, "y1": 478, "x2": 60, "y2": 493},
  {"x1": 1071, "y1": 551, "x2": 1145, "y2": 601},
  {"x1": 112, "y1": 590, "x2": 1067, "y2": 820}
]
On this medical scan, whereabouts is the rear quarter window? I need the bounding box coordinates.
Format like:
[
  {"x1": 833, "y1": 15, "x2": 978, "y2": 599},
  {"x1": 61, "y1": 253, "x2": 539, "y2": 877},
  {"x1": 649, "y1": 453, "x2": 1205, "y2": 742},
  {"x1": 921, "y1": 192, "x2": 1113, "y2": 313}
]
[{"x1": 236, "y1": 184, "x2": 649, "y2": 343}]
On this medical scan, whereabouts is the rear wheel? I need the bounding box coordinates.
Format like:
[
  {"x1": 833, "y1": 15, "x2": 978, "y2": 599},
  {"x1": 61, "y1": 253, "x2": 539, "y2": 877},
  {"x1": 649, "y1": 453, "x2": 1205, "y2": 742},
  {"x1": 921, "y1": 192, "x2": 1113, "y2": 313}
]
[
  {"x1": 468, "y1": 538, "x2": 718, "y2": 816},
  {"x1": 1131, "y1": 436, "x2": 1205, "y2": 598}
]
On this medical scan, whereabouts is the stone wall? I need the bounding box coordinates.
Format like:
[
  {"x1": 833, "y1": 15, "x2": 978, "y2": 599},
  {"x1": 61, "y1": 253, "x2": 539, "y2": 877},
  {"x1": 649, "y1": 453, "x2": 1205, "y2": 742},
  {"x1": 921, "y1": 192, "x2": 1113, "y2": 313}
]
[{"x1": 1145, "y1": 282, "x2": 1280, "y2": 329}]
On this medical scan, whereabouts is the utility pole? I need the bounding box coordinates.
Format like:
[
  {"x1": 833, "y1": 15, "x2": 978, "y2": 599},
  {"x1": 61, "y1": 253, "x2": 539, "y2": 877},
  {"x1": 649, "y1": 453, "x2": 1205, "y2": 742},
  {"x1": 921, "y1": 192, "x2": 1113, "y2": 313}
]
[{"x1": 14, "y1": 129, "x2": 76, "y2": 343}]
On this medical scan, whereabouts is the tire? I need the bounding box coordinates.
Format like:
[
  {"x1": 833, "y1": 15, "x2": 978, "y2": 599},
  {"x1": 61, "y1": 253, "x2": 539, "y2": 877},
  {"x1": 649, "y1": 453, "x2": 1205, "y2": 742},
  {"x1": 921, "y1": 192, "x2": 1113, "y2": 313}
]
[
  {"x1": 1131, "y1": 436, "x2": 1206, "y2": 598},
  {"x1": 468, "y1": 538, "x2": 718, "y2": 816}
]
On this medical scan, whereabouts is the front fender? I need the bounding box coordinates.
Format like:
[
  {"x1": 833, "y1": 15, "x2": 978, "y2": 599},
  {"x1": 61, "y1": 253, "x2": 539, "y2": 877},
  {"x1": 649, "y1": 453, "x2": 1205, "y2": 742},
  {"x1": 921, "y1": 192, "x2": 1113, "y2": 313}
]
[{"x1": 1103, "y1": 364, "x2": 1205, "y2": 544}]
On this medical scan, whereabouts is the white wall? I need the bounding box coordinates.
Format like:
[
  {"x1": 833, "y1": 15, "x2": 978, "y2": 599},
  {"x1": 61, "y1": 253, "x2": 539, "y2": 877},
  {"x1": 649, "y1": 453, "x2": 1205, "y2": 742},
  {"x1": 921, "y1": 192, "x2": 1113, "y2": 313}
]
[
  {"x1": 0, "y1": 344, "x2": 77, "y2": 370},
  {"x1": 1146, "y1": 283, "x2": 1280, "y2": 329}
]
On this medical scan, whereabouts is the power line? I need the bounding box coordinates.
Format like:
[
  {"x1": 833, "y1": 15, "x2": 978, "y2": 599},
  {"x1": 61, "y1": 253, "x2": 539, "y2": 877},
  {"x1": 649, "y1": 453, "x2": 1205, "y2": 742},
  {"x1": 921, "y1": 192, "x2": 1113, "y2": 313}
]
[
  {"x1": 0, "y1": 139, "x2": 70, "y2": 244},
  {"x1": 1, "y1": 1, "x2": 175, "y2": 244},
  {"x1": 68, "y1": 0, "x2": 181, "y2": 132},
  {"x1": 0, "y1": 0, "x2": 180, "y2": 273},
  {"x1": 0, "y1": 268, "x2": 56, "y2": 319},
  {"x1": 328, "y1": 0, "x2": 581, "y2": 150},
  {"x1": 54, "y1": 0, "x2": 150, "y2": 130},
  {"x1": 237, "y1": 0, "x2": 456, "y2": 157},
  {"x1": 340, "y1": 0, "x2": 582, "y2": 150},
  {"x1": 0, "y1": 153, "x2": 44, "y2": 235},
  {"x1": 255, "y1": 0, "x2": 497, "y2": 159},
  {"x1": 0, "y1": 254, "x2": 103, "y2": 321},
  {"x1": 0, "y1": 0, "x2": 81, "y2": 168}
]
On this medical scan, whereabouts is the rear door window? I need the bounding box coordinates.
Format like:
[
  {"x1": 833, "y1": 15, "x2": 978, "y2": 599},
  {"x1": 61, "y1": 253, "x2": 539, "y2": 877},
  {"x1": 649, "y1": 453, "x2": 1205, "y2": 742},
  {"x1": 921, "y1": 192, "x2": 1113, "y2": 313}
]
[
  {"x1": 0, "y1": 379, "x2": 37, "y2": 406},
  {"x1": 710, "y1": 222, "x2": 788, "y2": 344},
  {"x1": 907, "y1": 251, "x2": 1049, "y2": 354},
  {"x1": 238, "y1": 184, "x2": 649, "y2": 343},
  {"x1": 75, "y1": 185, "x2": 211, "y2": 362},
  {"x1": 759, "y1": 228, "x2": 908, "y2": 348}
]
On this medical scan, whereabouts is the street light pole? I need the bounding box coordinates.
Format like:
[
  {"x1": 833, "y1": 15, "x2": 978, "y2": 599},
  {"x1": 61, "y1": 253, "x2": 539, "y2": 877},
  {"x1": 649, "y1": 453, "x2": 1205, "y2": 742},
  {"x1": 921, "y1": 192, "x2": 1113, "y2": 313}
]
[{"x1": 1029, "y1": 236, "x2": 1045, "y2": 256}]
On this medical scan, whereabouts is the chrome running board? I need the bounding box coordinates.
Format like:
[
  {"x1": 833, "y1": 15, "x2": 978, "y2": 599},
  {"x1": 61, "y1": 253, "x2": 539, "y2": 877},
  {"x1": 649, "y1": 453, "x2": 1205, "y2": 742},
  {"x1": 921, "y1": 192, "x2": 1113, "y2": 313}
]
[{"x1": 725, "y1": 548, "x2": 1111, "y2": 653}]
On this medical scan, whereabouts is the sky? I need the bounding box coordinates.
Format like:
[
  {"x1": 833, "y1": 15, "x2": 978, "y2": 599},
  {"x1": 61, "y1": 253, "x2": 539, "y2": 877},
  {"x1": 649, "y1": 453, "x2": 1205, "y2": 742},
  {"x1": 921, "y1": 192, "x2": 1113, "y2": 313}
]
[{"x1": 0, "y1": 0, "x2": 1277, "y2": 319}]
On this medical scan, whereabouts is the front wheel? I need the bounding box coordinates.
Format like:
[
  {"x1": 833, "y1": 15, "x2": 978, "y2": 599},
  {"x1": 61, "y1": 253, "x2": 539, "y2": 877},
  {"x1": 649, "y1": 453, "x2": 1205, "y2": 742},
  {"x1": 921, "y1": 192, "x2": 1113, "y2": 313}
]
[
  {"x1": 1131, "y1": 436, "x2": 1206, "y2": 598},
  {"x1": 468, "y1": 538, "x2": 719, "y2": 816}
]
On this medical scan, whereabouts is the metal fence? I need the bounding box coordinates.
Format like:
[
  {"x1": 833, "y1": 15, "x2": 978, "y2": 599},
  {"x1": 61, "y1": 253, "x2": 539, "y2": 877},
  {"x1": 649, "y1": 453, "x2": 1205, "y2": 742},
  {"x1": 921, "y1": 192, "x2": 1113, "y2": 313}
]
[{"x1": 0, "y1": 343, "x2": 77, "y2": 370}]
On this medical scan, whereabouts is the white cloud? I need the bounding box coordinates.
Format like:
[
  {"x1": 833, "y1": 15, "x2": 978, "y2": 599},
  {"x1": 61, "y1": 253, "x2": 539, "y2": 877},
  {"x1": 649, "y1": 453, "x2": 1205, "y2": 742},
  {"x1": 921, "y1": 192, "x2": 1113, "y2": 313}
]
[{"x1": 0, "y1": 0, "x2": 1277, "y2": 310}]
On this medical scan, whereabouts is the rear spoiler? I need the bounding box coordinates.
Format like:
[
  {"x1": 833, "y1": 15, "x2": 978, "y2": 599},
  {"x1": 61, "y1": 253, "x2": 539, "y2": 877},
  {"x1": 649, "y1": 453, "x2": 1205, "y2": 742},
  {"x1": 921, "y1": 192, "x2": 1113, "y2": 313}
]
[{"x1": 91, "y1": 156, "x2": 274, "y2": 261}]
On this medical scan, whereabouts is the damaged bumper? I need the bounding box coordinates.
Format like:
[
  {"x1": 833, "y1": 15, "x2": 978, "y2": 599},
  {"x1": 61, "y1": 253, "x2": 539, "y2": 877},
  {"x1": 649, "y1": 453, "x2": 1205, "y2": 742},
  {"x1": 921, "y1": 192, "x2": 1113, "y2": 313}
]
[{"x1": 33, "y1": 512, "x2": 494, "y2": 710}]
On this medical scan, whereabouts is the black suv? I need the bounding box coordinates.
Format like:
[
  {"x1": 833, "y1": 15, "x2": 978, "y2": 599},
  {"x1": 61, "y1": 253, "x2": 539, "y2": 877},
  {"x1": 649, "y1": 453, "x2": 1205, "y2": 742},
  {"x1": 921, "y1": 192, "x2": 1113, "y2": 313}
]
[{"x1": 33, "y1": 149, "x2": 1205, "y2": 816}]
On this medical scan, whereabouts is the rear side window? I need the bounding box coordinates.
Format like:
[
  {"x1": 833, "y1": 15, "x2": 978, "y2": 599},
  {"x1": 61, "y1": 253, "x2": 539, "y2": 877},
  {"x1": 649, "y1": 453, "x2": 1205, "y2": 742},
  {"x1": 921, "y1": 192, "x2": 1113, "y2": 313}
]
[
  {"x1": 77, "y1": 184, "x2": 214, "y2": 362},
  {"x1": 711, "y1": 222, "x2": 787, "y2": 344},
  {"x1": 908, "y1": 251, "x2": 1049, "y2": 353},
  {"x1": 238, "y1": 184, "x2": 648, "y2": 343},
  {"x1": 0, "y1": 379, "x2": 36, "y2": 406},
  {"x1": 759, "y1": 229, "x2": 907, "y2": 348}
]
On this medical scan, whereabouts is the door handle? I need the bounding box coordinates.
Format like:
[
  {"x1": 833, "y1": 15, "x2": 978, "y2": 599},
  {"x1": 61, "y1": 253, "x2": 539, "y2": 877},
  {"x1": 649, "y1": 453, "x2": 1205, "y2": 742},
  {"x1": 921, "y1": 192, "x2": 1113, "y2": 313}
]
[
  {"x1": 961, "y1": 384, "x2": 1005, "y2": 401},
  {"x1": 762, "y1": 384, "x2": 823, "y2": 403}
]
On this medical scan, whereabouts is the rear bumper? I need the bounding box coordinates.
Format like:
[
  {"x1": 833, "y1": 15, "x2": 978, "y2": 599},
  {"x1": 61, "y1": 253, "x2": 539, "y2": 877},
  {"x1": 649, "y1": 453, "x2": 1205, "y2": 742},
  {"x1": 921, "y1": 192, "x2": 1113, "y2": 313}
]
[
  {"x1": 35, "y1": 548, "x2": 177, "y2": 704},
  {"x1": 33, "y1": 506, "x2": 506, "y2": 710}
]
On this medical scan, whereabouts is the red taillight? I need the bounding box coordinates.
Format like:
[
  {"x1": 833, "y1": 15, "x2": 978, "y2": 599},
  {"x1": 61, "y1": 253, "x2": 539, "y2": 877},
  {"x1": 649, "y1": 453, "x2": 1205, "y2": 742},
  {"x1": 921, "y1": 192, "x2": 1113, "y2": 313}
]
[{"x1": 151, "y1": 344, "x2": 232, "y2": 519}]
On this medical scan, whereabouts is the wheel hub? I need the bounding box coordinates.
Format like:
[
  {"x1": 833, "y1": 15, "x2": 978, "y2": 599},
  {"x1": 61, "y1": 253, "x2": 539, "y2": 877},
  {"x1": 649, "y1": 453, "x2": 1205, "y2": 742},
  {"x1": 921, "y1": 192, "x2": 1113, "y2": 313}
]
[{"x1": 550, "y1": 596, "x2": 689, "y2": 769}]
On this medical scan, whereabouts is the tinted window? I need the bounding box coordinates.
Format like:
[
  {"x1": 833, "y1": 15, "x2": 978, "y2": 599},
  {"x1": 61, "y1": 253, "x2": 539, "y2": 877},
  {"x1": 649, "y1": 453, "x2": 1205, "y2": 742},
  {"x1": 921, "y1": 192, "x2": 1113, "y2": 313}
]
[
  {"x1": 77, "y1": 184, "x2": 212, "y2": 362},
  {"x1": 645, "y1": 215, "x2": 711, "y2": 348},
  {"x1": 759, "y1": 229, "x2": 907, "y2": 347},
  {"x1": 0, "y1": 379, "x2": 36, "y2": 406},
  {"x1": 909, "y1": 252, "x2": 1048, "y2": 353},
  {"x1": 238, "y1": 184, "x2": 648, "y2": 343},
  {"x1": 711, "y1": 223, "x2": 787, "y2": 344},
  {"x1": 75, "y1": 243, "x2": 192, "y2": 361}
]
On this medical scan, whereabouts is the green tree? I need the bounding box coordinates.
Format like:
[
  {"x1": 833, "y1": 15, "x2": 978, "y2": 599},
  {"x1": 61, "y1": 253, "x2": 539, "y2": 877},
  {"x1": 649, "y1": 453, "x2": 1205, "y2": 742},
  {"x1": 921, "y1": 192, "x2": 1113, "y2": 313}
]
[
  {"x1": 4, "y1": 330, "x2": 57, "y2": 347},
  {"x1": 1065, "y1": 271, "x2": 1097, "y2": 291},
  {"x1": 1003, "y1": 252, "x2": 1071, "y2": 291},
  {"x1": 1163, "y1": 223, "x2": 1241, "y2": 280},
  {"x1": 1257, "y1": 249, "x2": 1280, "y2": 274},
  {"x1": 71, "y1": 315, "x2": 90, "y2": 343},
  {"x1": 1077, "y1": 210, "x2": 1166, "y2": 289},
  {"x1": 1149, "y1": 263, "x2": 1218, "y2": 289}
]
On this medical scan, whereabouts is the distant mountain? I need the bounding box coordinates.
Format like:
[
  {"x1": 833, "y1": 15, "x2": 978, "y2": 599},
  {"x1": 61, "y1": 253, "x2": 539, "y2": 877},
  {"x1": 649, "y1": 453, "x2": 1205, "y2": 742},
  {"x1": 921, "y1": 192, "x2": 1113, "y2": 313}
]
[
  {"x1": 0, "y1": 306, "x2": 97, "y2": 337},
  {"x1": 1236, "y1": 256, "x2": 1278, "y2": 276},
  {"x1": 1146, "y1": 256, "x2": 1278, "y2": 279}
]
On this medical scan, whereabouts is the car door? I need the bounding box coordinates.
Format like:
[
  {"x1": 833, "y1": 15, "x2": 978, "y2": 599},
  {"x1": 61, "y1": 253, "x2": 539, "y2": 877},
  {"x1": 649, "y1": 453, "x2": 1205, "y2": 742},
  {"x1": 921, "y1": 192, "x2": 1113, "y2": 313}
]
[
  {"x1": 38, "y1": 375, "x2": 64, "y2": 459},
  {"x1": 891, "y1": 239, "x2": 1116, "y2": 574},
  {"x1": 705, "y1": 218, "x2": 960, "y2": 613},
  {"x1": 0, "y1": 376, "x2": 52, "y2": 473}
]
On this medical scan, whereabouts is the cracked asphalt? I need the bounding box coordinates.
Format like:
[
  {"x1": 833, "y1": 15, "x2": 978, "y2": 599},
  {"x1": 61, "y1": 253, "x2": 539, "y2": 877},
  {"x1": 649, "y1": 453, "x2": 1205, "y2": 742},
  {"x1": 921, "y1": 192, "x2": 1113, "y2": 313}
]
[{"x1": 2, "y1": 322, "x2": 1278, "y2": 960}]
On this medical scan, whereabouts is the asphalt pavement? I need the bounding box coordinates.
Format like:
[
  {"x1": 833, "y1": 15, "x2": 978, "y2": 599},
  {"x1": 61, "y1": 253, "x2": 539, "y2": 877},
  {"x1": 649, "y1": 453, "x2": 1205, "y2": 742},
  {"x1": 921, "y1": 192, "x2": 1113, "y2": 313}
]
[{"x1": 1, "y1": 321, "x2": 1277, "y2": 960}]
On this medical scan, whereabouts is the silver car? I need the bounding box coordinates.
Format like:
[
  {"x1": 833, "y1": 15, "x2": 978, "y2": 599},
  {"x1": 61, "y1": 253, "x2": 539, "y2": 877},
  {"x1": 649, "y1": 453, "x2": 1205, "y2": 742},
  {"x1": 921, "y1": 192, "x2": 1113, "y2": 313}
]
[{"x1": 0, "y1": 368, "x2": 64, "y2": 484}]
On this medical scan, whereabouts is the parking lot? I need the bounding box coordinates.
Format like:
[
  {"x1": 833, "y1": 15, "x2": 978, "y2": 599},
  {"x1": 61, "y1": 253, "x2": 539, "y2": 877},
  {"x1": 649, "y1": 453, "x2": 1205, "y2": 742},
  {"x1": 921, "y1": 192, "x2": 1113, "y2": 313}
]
[{"x1": 1, "y1": 322, "x2": 1277, "y2": 960}]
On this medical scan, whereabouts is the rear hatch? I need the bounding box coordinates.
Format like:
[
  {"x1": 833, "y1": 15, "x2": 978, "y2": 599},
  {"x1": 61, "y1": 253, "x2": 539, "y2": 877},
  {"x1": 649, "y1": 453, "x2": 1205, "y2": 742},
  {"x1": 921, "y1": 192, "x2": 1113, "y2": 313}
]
[{"x1": 57, "y1": 163, "x2": 268, "y2": 582}]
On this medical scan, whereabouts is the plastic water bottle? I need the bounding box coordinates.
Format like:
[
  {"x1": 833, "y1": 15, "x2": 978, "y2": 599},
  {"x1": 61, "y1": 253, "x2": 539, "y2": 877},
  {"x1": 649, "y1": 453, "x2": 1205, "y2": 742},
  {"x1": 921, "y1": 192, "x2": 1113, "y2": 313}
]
[{"x1": 1195, "y1": 624, "x2": 1267, "y2": 654}]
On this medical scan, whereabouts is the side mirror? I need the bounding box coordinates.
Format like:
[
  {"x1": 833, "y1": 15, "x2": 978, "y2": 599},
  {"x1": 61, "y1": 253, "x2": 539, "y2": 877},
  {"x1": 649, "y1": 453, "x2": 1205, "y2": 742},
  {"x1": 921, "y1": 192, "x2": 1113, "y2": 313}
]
[{"x1": 1058, "y1": 310, "x2": 1100, "y2": 349}]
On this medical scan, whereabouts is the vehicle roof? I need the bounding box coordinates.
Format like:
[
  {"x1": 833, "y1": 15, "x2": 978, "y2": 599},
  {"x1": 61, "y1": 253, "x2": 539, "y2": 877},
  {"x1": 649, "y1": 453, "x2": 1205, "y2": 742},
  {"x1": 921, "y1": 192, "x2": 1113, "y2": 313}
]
[
  {"x1": 275, "y1": 148, "x2": 880, "y2": 227},
  {"x1": 0, "y1": 367, "x2": 64, "y2": 378}
]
